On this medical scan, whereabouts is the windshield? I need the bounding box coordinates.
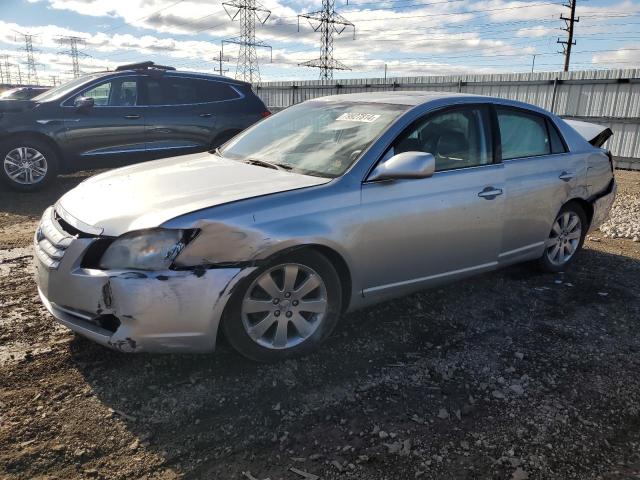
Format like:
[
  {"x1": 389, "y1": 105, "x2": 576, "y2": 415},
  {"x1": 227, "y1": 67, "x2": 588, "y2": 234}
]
[
  {"x1": 32, "y1": 74, "x2": 104, "y2": 102},
  {"x1": 221, "y1": 100, "x2": 408, "y2": 178}
]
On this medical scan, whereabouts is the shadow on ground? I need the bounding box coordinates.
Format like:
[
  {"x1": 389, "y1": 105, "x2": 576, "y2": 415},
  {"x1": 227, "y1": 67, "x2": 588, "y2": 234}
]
[{"x1": 50, "y1": 246, "x2": 640, "y2": 479}]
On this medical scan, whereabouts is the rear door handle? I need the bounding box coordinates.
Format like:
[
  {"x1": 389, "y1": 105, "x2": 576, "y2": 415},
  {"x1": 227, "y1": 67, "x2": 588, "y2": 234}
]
[
  {"x1": 123, "y1": 114, "x2": 141, "y2": 120},
  {"x1": 199, "y1": 113, "x2": 213, "y2": 118},
  {"x1": 478, "y1": 186, "x2": 503, "y2": 200},
  {"x1": 559, "y1": 171, "x2": 575, "y2": 182}
]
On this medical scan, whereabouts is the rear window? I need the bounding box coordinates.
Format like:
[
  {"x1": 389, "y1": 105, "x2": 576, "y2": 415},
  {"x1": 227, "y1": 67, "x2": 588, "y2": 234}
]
[{"x1": 195, "y1": 79, "x2": 241, "y2": 102}]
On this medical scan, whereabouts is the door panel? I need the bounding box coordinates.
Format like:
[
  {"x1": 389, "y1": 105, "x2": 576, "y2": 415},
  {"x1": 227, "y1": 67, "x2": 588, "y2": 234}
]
[
  {"x1": 359, "y1": 165, "x2": 505, "y2": 296},
  {"x1": 497, "y1": 107, "x2": 588, "y2": 261},
  {"x1": 63, "y1": 77, "x2": 146, "y2": 166},
  {"x1": 141, "y1": 76, "x2": 218, "y2": 155},
  {"x1": 357, "y1": 105, "x2": 504, "y2": 298}
]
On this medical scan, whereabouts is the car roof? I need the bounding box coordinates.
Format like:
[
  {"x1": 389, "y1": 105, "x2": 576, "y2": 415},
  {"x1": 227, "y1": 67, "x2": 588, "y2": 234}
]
[
  {"x1": 100, "y1": 69, "x2": 250, "y2": 87},
  {"x1": 315, "y1": 91, "x2": 553, "y2": 115}
]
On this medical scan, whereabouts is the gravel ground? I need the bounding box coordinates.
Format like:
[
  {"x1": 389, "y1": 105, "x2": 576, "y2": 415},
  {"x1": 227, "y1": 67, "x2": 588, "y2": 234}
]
[{"x1": 1, "y1": 170, "x2": 640, "y2": 480}]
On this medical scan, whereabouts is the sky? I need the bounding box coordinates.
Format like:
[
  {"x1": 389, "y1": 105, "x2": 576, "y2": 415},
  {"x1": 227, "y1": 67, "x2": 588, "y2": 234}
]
[{"x1": 0, "y1": 0, "x2": 639, "y2": 84}]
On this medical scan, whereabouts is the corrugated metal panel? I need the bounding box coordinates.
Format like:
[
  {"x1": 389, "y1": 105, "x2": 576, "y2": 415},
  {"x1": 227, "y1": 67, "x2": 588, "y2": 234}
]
[{"x1": 254, "y1": 69, "x2": 640, "y2": 161}]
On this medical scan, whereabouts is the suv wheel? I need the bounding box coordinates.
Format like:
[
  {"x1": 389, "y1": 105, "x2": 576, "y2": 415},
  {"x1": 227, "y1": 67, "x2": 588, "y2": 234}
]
[
  {"x1": 1, "y1": 138, "x2": 59, "y2": 191},
  {"x1": 223, "y1": 250, "x2": 342, "y2": 362}
]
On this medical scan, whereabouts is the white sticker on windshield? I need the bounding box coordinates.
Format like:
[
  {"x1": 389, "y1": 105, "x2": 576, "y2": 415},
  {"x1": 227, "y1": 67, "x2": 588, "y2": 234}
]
[{"x1": 336, "y1": 112, "x2": 381, "y2": 123}]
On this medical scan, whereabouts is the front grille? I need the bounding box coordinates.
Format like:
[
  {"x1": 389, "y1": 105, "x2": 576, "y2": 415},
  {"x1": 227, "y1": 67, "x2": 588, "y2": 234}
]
[{"x1": 34, "y1": 207, "x2": 74, "y2": 270}]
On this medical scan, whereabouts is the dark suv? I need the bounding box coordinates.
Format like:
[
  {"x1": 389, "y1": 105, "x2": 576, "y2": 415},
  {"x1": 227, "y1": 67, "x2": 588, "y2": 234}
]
[{"x1": 0, "y1": 62, "x2": 270, "y2": 191}]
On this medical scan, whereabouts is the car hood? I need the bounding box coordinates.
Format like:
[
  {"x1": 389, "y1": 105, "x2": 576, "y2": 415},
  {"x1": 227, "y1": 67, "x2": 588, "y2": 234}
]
[
  {"x1": 0, "y1": 99, "x2": 35, "y2": 112},
  {"x1": 57, "y1": 152, "x2": 331, "y2": 236}
]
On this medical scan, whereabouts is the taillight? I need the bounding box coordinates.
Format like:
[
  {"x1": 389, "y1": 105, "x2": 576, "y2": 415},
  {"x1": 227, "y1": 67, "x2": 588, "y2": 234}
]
[{"x1": 261, "y1": 110, "x2": 271, "y2": 118}]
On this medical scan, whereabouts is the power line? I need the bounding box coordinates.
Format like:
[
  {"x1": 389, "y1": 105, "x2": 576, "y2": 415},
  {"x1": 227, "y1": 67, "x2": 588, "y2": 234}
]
[
  {"x1": 222, "y1": 0, "x2": 272, "y2": 83},
  {"x1": 298, "y1": 0, "x2": 355, "y2": 79}
]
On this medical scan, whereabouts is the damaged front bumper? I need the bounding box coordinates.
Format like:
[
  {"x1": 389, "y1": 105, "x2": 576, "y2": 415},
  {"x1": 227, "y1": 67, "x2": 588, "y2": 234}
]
[{"x1": 34, "y1": 207, "x2": 255, "y2": 353}]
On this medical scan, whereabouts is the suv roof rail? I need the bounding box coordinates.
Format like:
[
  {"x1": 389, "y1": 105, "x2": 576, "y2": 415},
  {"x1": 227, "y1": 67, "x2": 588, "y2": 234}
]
[{"x1": 115, "y1": 61, "x2": 176, "y2": 72}]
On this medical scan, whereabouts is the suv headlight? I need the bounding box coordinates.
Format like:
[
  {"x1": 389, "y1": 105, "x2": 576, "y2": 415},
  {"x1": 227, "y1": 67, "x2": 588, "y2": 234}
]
[{"x1": 99, "y1": 228, "x2": 195, "y2": 271}]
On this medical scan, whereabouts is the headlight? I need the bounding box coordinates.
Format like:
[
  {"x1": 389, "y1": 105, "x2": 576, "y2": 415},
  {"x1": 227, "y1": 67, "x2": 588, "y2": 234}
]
[{"x1": 99, "y1": 229, "x2": 191, "y2": 271}]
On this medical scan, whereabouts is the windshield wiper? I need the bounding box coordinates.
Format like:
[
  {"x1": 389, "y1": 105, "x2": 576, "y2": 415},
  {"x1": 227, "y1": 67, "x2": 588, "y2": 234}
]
[{"x1": 245, "y1": 158, "x2": 293, "y2": 171}]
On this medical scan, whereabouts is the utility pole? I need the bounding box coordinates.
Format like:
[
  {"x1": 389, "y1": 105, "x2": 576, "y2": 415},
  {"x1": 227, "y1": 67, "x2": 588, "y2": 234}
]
[
  {"x1": 298, "y1": 0, "x2": 355, "y2": 80},
  {"x1": 49, "y1": 75, "x2": 60, "y2": 86},
  {"x1": 557, "y1": 0, "x2": 579, "y2": 72},
  {"x1": 15, "y1": 64, "x2": 23, "y2": 85},
  {"x1": 57, "y1": 36, "x2": 89, "y2": 78},
  {"x1": 384, "y1": 63, "x2": 388, "y2": 83},
  {"x1": 15, "y1": 31, "x2": 39, "y2": 85},
  {"x1": 531, "y1": 54, "x2": 538, "y2": 73},
  {"x1": 214, "y1": 50, "x2": 229, "y2": 76},
  {"x1": 221, "y1": 0, "x2": 272, "y2": 83}
]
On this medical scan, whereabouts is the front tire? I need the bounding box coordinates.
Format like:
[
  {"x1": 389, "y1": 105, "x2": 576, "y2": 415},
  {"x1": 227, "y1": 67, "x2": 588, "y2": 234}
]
[
  {"x1": 538, "y1": 202, "x2": 587, "y2": 272},
  {"x1": 222, "y1": 250, "x2": 342, "y2": 362},
  {"x1": 0, "y1": 138, "x2": 59, "y2": 192}
]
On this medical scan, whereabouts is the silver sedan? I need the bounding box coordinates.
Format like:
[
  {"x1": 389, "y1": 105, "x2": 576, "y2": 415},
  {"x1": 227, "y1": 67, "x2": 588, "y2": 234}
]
[{"x1": 34, "y1": 92, "x2": 616, "y2": 361}]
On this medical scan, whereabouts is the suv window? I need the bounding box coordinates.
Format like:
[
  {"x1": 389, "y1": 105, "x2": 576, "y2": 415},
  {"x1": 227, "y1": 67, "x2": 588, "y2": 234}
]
[
  {"x1": 391, "y1": 107, "x2": 491, "y2": 172},
  {"x1": 142, "y1": 77, "x2": 241, "y2": 105},
  {"x1": 497, "y1": 108, "x2": 551, "y2": 160},
  {"x1": 76, "y1": 77, "x2": 138, "y2": 106},
  {"x1": 195, "y1": 79, "x2": 241, "y2": 102}
]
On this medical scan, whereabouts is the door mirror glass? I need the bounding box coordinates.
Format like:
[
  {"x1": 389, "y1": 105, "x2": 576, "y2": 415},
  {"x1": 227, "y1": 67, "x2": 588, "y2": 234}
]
[
  {"x1": 368, "y1": 151, "x2": 436, "y2": 182},
  {"x1": 74, "y1": 96, "x2": 94, "y2": 110}
]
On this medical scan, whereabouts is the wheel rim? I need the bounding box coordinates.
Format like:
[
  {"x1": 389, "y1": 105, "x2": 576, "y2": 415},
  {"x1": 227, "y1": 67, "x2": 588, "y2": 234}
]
[
  {"x1": 545, "y1": 211, "x2": 582, "y2": 266},
  {"x1": 3, "y1": 147, "x2": 48, "y2": 185},
  {"x1": 241, "y1": 263, "x2": 328, "y2": 350}
]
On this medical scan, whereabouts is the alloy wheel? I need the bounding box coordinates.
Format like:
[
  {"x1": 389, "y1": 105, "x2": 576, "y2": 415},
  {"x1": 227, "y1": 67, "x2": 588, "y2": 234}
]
[
  {"x1": 545, "y1": 211, "x2": 582, "y2": 266},
  {"x1": 241, "y1": 263, "x2": 328, "y2": 350},
  {"x1": 3, "y1": 147, "x2": 48, "y2": 185}
]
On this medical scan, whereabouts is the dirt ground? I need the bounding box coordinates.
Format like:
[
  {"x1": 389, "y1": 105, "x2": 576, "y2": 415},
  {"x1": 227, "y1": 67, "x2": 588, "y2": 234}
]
[{"x1": 1, "y1": 170, "x2": 640, "y2": 480}]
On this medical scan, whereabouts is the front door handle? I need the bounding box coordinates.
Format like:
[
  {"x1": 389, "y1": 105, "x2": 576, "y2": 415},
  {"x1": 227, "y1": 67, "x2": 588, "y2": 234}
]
[
  {"x1": 199, "y1": 113, "x2": 213, "y2": 118},
  {"x1": 478, "y1": 186, "x2": 503, "y2": 200},
  {"x1": 559, "y1": 171, "x2": 574, "y2": 182},
  {"x1": 123, "y1": 114, "x2": 141, "y2": 120}
]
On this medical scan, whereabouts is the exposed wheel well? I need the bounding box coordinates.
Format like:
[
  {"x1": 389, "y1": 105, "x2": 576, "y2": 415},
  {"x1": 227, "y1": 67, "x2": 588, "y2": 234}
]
[{"x1": 565, "y1": 198, "x2": 594, "y2": 228}]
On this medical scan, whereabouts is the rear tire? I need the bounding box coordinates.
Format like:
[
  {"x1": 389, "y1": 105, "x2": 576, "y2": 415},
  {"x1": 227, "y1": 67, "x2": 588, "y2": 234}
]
[
  {"x1": 222, "y1": 250, "x2": 342, "y2": 362},
  {"x1": 537, "y1": 202, "x2": 587, "y2": 272},
  {"x1": 0, "y1": 137, "x2": 59, "y2": 192}
]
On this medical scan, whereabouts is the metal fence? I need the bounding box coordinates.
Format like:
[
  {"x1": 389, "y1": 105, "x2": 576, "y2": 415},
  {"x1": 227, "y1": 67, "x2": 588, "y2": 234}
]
[{"x1": 254, "y1": 69, "x2": 640, "y2": 169}]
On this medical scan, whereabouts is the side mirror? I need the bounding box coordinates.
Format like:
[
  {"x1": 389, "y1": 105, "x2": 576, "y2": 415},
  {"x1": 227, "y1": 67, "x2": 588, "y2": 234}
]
[
  {"x1": 74, "y1": 96, "x2": 94, "y2": 111},
  {"x1": 368, "y1": 151, "x2": 436, "y2": 182}
]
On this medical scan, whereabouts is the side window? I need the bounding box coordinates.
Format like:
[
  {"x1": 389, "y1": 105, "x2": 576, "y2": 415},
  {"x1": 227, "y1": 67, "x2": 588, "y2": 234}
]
[
  {"x1": 144, "y1": 78, "x2": 164, "y2": 106},
  {"x1": 77, "y1": 78, "x2": 138, "y2": 107},
  {"x1": 497, "y1": 108, "x2": 550, "y2": 160},
  {"x1": 547, "y1": 119, "x2": 568, "y2": 154},
  {"x1": 392, "y1": 107, "x2": 491, "y2": 172},
  {"x1": 160, "y1": 77, "x2": 199, "y2": 105},
  {"x1": 82, "y1": 81, "x2": 112, "y2": 106},
  {"x1": 195, "y1": 79, "x2": 241, "y2": 102}
]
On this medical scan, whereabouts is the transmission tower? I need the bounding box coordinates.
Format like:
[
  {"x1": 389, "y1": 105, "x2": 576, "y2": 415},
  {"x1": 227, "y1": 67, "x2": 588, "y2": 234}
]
[
  {"x1": 557, "y1": 0, "x2": 579, "y2": 72},
  {"x1": 15, "y1": 31, "x2": 39, "y2": 85},
  {"x1": 222, "y1": 0, "x2": 272, "y2": 83},
  {"x1": 298, "y1": 0, "x2": 355, "y2": 80},
  {"x1": 1, "y1": 55, "x2": 11, "y2": 85},
  {"x1": 57, "y1": 36, "x2": 89, "y2": 78}
]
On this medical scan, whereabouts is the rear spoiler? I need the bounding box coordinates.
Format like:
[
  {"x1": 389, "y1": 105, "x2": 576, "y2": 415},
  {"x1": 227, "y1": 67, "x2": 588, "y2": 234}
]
[{"x1": 564, "y1": 119, "x2": 613, "y2": 148}]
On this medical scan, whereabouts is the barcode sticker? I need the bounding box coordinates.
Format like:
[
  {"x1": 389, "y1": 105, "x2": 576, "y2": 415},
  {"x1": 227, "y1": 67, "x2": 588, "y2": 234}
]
[{"x1": 336, "y1": 112, "x2": 381, "y2": 123}]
